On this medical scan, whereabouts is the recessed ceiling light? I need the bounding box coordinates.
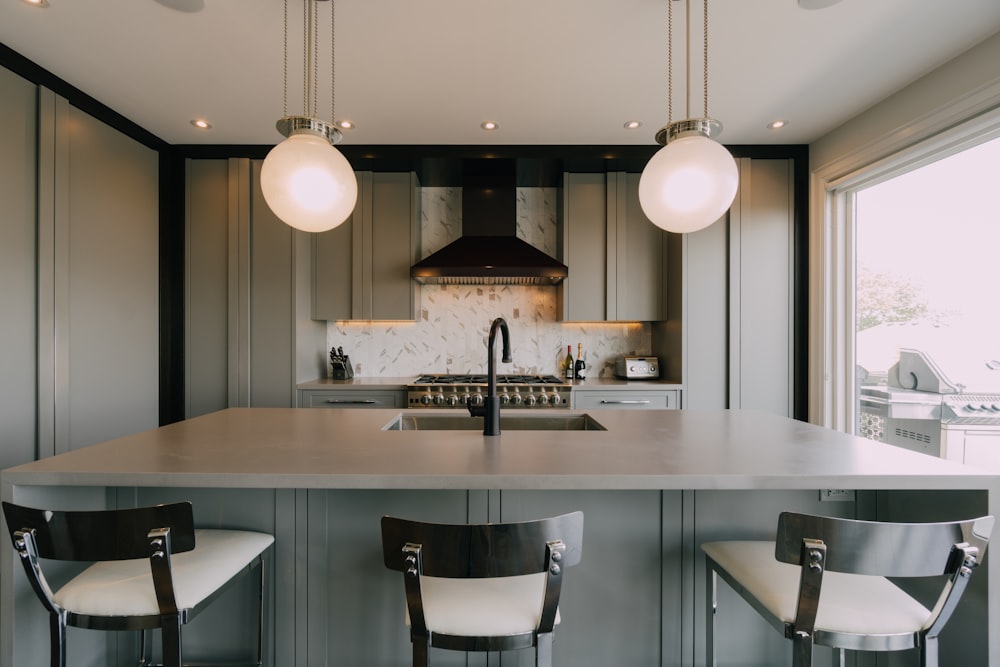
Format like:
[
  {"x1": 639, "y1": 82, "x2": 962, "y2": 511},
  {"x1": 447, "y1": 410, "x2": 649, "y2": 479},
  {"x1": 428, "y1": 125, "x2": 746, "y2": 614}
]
[
  {"x1": 190, "y1": 119, "x2": 212, "y2": 129},
  {"x1": 481, "y1": 121, "x2": 499, "y2": 131},
  {"x1": 767, "y1": 120, "x2": 787, "y2": 130},
  {"x1": 337, "y1": 120, "x2": 355, "y2": 130},
  {"x1": 23, "y1": 0, "x2": 50, "y2": 7},
  {"x1": 624, "y1": 121, "x2": 643, "y2": 130}
]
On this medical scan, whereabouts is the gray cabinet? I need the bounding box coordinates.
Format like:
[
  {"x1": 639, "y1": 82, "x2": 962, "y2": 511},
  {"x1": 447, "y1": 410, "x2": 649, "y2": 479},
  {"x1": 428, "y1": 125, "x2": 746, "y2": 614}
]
[
  {"x1": 39, "y1": 92, "x2": 160, "y2": 454},
  {"x1": 572, "y1": 388, "x2": 679, "y2": 410},
  {"x1": 662, "y1": 158, "x2": 795, "y2": 415},
  {"x1": 0, "y1": 67, "x2": 37, "y2": 469},
  {"x1": 558, "y1": 172, "x2": 668, "y2": 322},
  {"x1": 298, "y1": 389, "x2": 404, "y2": 408},
  {"x1": 313, "y1": 172, "x2": 420, "y2": 321},
  {"x1": 185, "y1": 158, "x2": 326, "y2": 414}
]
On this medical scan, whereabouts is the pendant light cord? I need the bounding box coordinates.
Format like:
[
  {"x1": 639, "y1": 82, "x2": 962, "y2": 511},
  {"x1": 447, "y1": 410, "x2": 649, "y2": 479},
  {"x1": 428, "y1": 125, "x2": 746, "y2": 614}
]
[
  {"x1": 282, "y1": 0, "x2": 288, "y2": 117},
  {"x1": 703, "y1": 0, "x2": 709, "y2": 118},
  {"x1": 667, "y1": 0, "x2": 673, "y2": 124},
  {"x1": 330, "y1": 0, "x2": 337, "y2": 123}
]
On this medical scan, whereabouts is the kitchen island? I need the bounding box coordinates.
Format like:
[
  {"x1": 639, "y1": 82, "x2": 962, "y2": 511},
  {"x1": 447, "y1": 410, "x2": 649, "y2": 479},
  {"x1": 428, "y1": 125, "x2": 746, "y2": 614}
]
[{"x1": 3, "y1": 408, "x2": 998, "y2": 666}]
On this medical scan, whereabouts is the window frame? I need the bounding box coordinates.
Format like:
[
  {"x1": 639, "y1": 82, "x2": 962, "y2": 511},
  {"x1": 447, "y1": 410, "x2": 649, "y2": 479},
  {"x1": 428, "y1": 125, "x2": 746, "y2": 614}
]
[{"x1": 809, "y1": 107, "x2": 1000, "y2": 433}]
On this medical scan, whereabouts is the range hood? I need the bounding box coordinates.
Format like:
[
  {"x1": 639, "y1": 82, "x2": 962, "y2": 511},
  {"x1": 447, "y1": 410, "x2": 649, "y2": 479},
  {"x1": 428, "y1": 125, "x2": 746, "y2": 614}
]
[{"x1": 410, "y1": 160, "x2": 568, "y2": 286}]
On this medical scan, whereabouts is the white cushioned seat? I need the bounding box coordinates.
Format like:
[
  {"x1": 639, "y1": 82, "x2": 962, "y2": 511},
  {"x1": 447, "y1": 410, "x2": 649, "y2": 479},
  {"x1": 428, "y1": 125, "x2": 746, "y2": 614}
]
[
  {"x1": 408, "y1": 573, "x2": 560, "y2": 636},
  {"x1": 54, "y1": 529, "x2": 274, "y2": 617},
  {"x1": 702, "y1": 540, "x2": 931, "y2": 636}
]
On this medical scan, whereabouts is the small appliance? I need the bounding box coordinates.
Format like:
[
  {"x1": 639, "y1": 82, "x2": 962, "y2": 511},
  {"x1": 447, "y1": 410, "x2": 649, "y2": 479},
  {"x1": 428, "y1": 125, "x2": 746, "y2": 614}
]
[{"x1": 615, "y1": 356, "x2": 660, "y2": 380}]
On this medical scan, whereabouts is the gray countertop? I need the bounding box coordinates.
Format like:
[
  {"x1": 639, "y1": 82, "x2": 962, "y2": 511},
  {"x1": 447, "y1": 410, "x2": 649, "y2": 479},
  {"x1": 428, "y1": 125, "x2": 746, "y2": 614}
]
[{"x1": 2, "y1": 408, "x2": 991, "y2": 491}]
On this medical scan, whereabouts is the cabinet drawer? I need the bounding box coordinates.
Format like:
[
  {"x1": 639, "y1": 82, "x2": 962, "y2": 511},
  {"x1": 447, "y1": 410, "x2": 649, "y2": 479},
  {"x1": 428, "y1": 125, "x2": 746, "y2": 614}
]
[
  {"x1": 572, "y1": 390, "x2": 679, "y2": 410},
  {"x1": 300, "y1": 390, "x2": 404, "y2": 409}
]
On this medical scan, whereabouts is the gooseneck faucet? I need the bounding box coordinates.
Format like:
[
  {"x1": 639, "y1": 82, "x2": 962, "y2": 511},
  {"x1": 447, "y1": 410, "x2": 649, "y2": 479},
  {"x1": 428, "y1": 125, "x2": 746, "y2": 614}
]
[{"x1": 468, "y1": 317, "x2": 511, "y2": 436}]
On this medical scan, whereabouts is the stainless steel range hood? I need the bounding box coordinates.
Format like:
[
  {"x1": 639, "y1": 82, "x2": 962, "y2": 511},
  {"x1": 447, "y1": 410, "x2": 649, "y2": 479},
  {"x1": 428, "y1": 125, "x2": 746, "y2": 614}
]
[{"x1": 410, "y1": 160, "x2": 568, "y2": 286}]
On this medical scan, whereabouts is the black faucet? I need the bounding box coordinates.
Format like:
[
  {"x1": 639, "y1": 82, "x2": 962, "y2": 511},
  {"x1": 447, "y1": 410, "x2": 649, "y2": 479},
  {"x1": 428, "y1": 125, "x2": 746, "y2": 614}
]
[{"x1": 468, "y1": 317, "x2": 511, "y2": 436}]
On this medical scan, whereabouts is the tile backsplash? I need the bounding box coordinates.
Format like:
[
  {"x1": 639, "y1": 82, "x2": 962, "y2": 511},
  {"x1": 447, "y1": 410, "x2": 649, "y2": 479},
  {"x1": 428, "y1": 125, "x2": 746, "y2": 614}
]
[{"x1": 326, "y1": 187, "x2": 652, "y2": 378}]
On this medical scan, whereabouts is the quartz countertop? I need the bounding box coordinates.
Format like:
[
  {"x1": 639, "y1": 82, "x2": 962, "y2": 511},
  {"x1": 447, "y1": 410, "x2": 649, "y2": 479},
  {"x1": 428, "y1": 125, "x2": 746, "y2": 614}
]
[{"x1": 2, "y1": 408, "x2": 991, "y2": 492}]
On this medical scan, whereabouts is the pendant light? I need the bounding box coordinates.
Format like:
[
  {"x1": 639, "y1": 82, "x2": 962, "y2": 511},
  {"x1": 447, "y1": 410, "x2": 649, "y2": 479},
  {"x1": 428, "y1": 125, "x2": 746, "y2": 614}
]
[
  {"x1": 261, "y1": 0, "x2": 357, "y2": 233},
  {"x1": 638, "y1": 0, "x2": 738, "y2": 234}
]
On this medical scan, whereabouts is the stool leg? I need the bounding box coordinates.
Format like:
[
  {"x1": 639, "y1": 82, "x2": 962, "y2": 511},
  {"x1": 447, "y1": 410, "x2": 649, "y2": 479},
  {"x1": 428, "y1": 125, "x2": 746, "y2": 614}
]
[
  {"x1": 161, "y1": 613, "x2": 182, "y2": 667},
  {"x1": 791, "y1": 631, "x2": 813, "y2": 667},
  {"x1": 706, "y1": 565, "x2": 717, "y2": 667},
  {"x1": 49, "y1": 611, "x2": 66, "y2": 667},
  {"x1": 412, "y1": 637, "x2": 429, "y2": 667},
  {"x1": 255, "y1": 558, "x2": 266, "y2": 666},
  {"x1": 536, "y1": 632, "x2": 553, "y2": 667},
  {"x1": 921, "y1": 636, "x2": 939, "y2": 667}
]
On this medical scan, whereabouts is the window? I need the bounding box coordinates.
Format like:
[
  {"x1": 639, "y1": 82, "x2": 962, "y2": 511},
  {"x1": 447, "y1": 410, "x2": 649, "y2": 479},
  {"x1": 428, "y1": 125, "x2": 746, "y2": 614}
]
[{"x1": 854, "y1": 135, "x2": 1000, "y2": 427}]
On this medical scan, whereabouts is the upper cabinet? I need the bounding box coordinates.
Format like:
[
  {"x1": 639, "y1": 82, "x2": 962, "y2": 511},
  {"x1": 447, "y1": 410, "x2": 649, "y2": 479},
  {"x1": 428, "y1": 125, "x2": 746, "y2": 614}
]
[
  {"x1": 558, "y1": 172, "x2": 669, "y2": 321},
  {"x1": 312, "y1": 171, "x2": 421, "y2": 321}
]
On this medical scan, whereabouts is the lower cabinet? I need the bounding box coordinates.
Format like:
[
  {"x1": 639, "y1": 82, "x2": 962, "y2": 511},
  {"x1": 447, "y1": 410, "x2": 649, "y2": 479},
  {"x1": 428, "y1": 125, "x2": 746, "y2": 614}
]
[
  {"x1": 298, "y1": 389, "x2": 405, "y2": 409},
  {"x1": 572, "y1": 388, "x2": 680, "y2": 410}
]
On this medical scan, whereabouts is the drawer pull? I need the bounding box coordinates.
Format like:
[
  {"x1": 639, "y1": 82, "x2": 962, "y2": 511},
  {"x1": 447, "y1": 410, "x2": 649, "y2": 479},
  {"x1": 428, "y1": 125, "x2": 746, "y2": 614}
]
[
  {"x1": 599, "y1": 399, "x2": 651, "y2": 405},
  {"x1": 325, "y1": 399, "x2": 377, "y2": 404}
]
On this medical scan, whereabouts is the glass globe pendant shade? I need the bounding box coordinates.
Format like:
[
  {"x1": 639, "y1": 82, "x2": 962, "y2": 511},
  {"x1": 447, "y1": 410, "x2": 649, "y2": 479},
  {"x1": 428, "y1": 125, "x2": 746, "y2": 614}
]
[
  {"x1": 260, "y1": 131, "x2": 358, "y2": 233},
  {"x1": 638, "y1": 133, "x2": 739, "y2": 234}
]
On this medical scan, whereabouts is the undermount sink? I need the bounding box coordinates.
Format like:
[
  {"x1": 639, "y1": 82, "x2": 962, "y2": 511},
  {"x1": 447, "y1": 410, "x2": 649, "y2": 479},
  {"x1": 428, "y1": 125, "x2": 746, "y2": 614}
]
[{"x1": 383, "y1": 413, "x2": 607, "y2": 432}]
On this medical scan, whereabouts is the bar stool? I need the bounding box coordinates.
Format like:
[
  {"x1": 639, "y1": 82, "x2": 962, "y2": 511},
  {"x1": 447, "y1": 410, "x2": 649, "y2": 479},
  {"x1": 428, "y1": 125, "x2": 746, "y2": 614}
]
[
  {"x1": 2, "y1": 500, "x2": 274, "y2": 667},
  {"x1": 380, "y1": 511, "x2": 584, "y2": 667},
  {"x1": 702, "y1": 511, "x2": 993, "y2": 667}
]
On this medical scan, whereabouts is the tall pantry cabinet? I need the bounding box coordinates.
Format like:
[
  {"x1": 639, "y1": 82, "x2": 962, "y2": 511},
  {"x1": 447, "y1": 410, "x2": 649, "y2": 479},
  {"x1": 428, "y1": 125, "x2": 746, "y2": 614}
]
[
  {"x1": 185, "y1": 158, "x2": 326, "y2": 416},
  {"x1": 0, "y1": 69, "x2": 160, "y2": 467},
  {"x1": 655, "y1": 157, "x2": 796, "y2": 415}
]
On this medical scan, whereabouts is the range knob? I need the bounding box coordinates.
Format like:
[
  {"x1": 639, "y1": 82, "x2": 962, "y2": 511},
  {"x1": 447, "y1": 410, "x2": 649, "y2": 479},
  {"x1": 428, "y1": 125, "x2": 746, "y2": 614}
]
[
  {"x1": 510, "y1": 392, "x2": 523, "y2": 406},
  {"x1": 524, "y1": 393, "x2": 537, "y2": 407},
  {"x1": 537, "y1": 393, "x2": 549, "y2": 405},
  {"x1": 548, "y1": 392, "x2": 563, "y2": 406},
  {"x1": 470, "y1": 392, "x2": 484, "y2": 407},
  {"x1": 499, "y1": 392, "x2": 510, "y2": 405},
  {"x1": 459, "y1": 392, "x2": 471, "y2": 406},
  {"x1": 419, "y1": 393, "x2": 433, "y2": 406},
  {"x1": 446, "y1": 394, "x2": 460, "y2": 407},
  {"x1": 433, "y1": 392, "x2": 446, "y2": 406}
]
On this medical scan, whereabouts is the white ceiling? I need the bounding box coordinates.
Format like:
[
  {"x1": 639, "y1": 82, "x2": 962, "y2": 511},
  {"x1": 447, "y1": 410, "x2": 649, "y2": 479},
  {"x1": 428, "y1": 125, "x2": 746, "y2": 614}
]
[{"x1": 2, "y1": 0, "x2": 999, "y2": 148}]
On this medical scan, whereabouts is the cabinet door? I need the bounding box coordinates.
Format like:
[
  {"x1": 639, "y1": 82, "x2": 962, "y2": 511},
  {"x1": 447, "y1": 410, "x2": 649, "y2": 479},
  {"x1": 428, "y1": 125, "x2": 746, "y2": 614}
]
[
  {"x1": 612, "y1": 172, "x2": 665, "y2": 321},
  {"x1": 313, "y1": 172, "x2": 420, "y2": 321},
  {"x1": 559, "y1": 172, "x2": 665, "y2": 322},
  {"x1": 559, "y1": 173, "x2": 608, "y2": 321}
]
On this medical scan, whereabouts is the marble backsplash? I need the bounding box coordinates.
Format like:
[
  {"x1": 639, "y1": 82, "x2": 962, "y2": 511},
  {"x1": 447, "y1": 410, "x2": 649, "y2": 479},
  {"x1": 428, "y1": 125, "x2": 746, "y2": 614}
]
[{"x1": 327, "y1": 187, "x2": 653, "y2": 378}]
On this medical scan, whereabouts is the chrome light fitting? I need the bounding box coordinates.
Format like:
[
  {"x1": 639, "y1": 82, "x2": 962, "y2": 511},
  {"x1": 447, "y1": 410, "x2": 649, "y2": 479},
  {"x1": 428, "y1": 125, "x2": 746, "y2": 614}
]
[
  {"x1": 261, "y1": 0, "x2": 358, "y2": 233},
  {"x1": 638, "y1": 0, "x2": 738, "y2": 234}
]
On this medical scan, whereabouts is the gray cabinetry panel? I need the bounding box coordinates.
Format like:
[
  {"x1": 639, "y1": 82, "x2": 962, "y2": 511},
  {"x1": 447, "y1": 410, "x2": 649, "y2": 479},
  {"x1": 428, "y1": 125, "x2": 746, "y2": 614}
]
[
  {"x1": 186, "y1": 160, "x2": 230, "y2": 418},
  {"x1": 572, "y1": 389, "x2": 678, "y2": 410},
  {"x1": 499, "y1": 491, "x2": 675, "y2": 667},
  {"x1": 0, "y1": 67, "x2": 37, "y2": 469},
  {"x1": 34, "y1": 94, "x2": 159, "y2": 454},
  {"x1": 679, "y1": 158, "x2": 795, "y2": 415},
  {"x1": 299, "y1": 389, "x2": 404, "y2": 408},
  {"x1": 559, "y1": 172, "x2": 666, "y2": 322},
  {"x1": 313, "y1": 172, "x2": 420, "y2": 321},
  {"x1": 185, "y1": 158, "x2": 325, "y2": 413}
]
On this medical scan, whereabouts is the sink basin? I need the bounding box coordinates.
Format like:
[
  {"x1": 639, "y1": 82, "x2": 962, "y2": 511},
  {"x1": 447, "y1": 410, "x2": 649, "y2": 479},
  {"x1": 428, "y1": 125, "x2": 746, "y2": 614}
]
[{"x1": 383, "y1": 413, "x2": 607, "y2": 431}]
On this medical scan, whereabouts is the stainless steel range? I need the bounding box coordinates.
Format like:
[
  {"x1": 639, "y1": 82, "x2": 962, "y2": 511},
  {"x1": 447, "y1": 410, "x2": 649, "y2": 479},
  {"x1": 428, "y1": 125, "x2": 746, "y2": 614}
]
[{"x1": 407, "y1": 374, "x2": 571, "y2": 409}]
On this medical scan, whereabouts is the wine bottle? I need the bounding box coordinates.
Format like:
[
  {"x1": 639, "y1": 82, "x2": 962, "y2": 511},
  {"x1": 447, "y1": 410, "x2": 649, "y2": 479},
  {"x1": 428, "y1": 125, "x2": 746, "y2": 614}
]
[
  {"x1": 564, "y1": 345, "x2": 575, "y2": 379},
  {"x1": 574, "y1": 342, "x2": 586, "y2": 379}
]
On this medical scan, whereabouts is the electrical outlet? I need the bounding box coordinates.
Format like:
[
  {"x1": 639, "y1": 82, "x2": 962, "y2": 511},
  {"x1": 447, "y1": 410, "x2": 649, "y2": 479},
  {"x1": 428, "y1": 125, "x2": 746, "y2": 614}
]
[{"x1": 819, "y1": 489, "x2": 855, "y2": 502}]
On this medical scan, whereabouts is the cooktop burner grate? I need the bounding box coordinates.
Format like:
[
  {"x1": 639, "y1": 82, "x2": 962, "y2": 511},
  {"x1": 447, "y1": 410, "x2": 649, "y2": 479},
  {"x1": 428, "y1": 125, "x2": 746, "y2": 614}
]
[{"x1": 412, "y1": 374, "x2": 566, "y2": 385}]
